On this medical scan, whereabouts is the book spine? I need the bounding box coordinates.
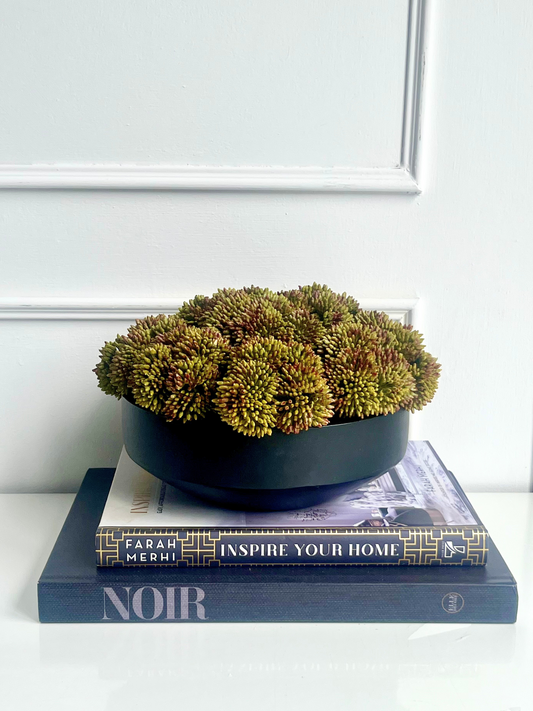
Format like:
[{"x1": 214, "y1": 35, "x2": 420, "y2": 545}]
[
  {"x1": 38, "y1": 579, "x2": 517, "y2": 624},
  {"x1": 96, "y1": 527, "x2": 488, "y2": 567}
]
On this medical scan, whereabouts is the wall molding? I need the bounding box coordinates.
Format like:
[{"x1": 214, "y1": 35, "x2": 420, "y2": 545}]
[
  {"x1": 0, "y1": 297, "x2": 418, "y2": 325},
  {"x1": 401, "y1": 0, "x2": 427, "y2": 184},
  {"x1": 0, "y1": 1, "x2": 428, "y2": 193},
  {"x1": 0, "y1": 165, "x2": 420, "y2": 193}
]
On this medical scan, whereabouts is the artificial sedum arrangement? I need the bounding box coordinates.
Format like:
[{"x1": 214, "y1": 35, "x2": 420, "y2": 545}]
[{"x1": 95, "y1": 285, "x2": 440, "y2": 437}]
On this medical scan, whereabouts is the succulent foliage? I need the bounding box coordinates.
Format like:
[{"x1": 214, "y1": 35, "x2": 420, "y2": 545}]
[{"x1": 95, "y1": 284, "x2": 440, "y2": 437}]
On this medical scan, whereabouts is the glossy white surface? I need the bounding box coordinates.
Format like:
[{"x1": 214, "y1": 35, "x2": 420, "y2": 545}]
[{"x1": 0, "y1": 492, "x2": 532, "y2": 710}]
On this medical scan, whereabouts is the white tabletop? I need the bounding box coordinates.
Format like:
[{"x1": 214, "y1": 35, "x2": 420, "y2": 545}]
[{"x1": 1, "y1": 492, "x2": 531, "y2": 711}]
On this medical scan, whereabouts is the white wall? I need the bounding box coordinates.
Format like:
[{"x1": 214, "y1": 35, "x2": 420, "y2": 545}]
[
  {"x1": 0, "y1": 0, "x2": 532, "y2": 493},
  {"x1": 0, "y1": 0, "x2": 408, "y2": 168}
]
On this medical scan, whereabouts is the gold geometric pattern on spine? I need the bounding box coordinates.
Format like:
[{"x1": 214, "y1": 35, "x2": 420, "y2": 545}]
[
  {"x1": 96, "y1": 528, "x2": 126, "y2": 567},
  {"x1": 96, "y1": 526, "x2": 488, "y2": 567},
  {"x1": 180, "y1": 530, "x2": 219, "y2": 567},
  {"x1": 397, "y1": 527, "x2": 487, "y2": 566}
]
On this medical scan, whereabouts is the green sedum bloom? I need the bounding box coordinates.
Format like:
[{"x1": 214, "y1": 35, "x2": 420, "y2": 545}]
[
  {"x1": 407, "y1": 350, "x2": 441, "y2": 411},
  {"x1": 276, "y1": 345, "x2": 333, "y2": 434},
  {"x1": 163, "y1": 357, "x2": 221, "y2": 423},
  {"x1": 355, "y1": 310, "x2": 424, "y2": 363},
  {"x1": 159, "y1": 327, "x2": 229, "y2": 423},
  {"x1": 283, "y1": 283, "x2": 360, "y2": 327},
  {"x1": 322, "y1": 323, "x2": 417, "y2": 418},
  {"x1": 94, "y1": 285, "x2": 440, "y2": 436},
  {"x1": 214, "y1": 360, "x2": 279, "y2": 437},
  {"x1": 131, "y1": 343, "x2": 173, "y2": 414}
]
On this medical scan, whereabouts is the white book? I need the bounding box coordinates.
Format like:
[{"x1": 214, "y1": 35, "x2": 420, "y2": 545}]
[
  {"x1": 95, "y1": 444, "x2": 486, "y2": 568},
  {"x1": 100, "y1": 444, "x2": 479, "y2": 529}
]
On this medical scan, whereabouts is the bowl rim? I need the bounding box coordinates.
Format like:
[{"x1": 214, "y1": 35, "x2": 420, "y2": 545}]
[{"x1": 122, "y1": 395, "x2": 404, "y2": 433}]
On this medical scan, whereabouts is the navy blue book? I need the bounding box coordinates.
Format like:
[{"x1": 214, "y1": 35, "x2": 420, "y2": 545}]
[{"x1": 38, "y1": 468, "x2": 518, "y2": 623}]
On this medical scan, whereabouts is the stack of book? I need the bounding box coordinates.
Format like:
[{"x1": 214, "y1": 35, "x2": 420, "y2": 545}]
[{"x1": 38, "y1": 441, "x2": 518, "y2": 623}]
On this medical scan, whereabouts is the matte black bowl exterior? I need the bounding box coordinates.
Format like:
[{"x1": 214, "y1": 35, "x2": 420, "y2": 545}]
[{"x1": 122, "y1": 399, "x2": 409, "y2": 511}]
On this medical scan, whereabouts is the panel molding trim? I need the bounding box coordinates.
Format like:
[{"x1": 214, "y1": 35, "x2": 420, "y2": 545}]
[
  {"x1": 0, "y1": 0, "x2": 428, "y2": 193},
  {"x1": 0, "y1": 298, "x2": 418, "y2": 325}
]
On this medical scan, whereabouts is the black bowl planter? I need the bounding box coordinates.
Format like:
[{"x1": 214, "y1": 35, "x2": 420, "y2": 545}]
[{"x1": 122, "y1": 398, "x2": 409, "y2": 511}]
